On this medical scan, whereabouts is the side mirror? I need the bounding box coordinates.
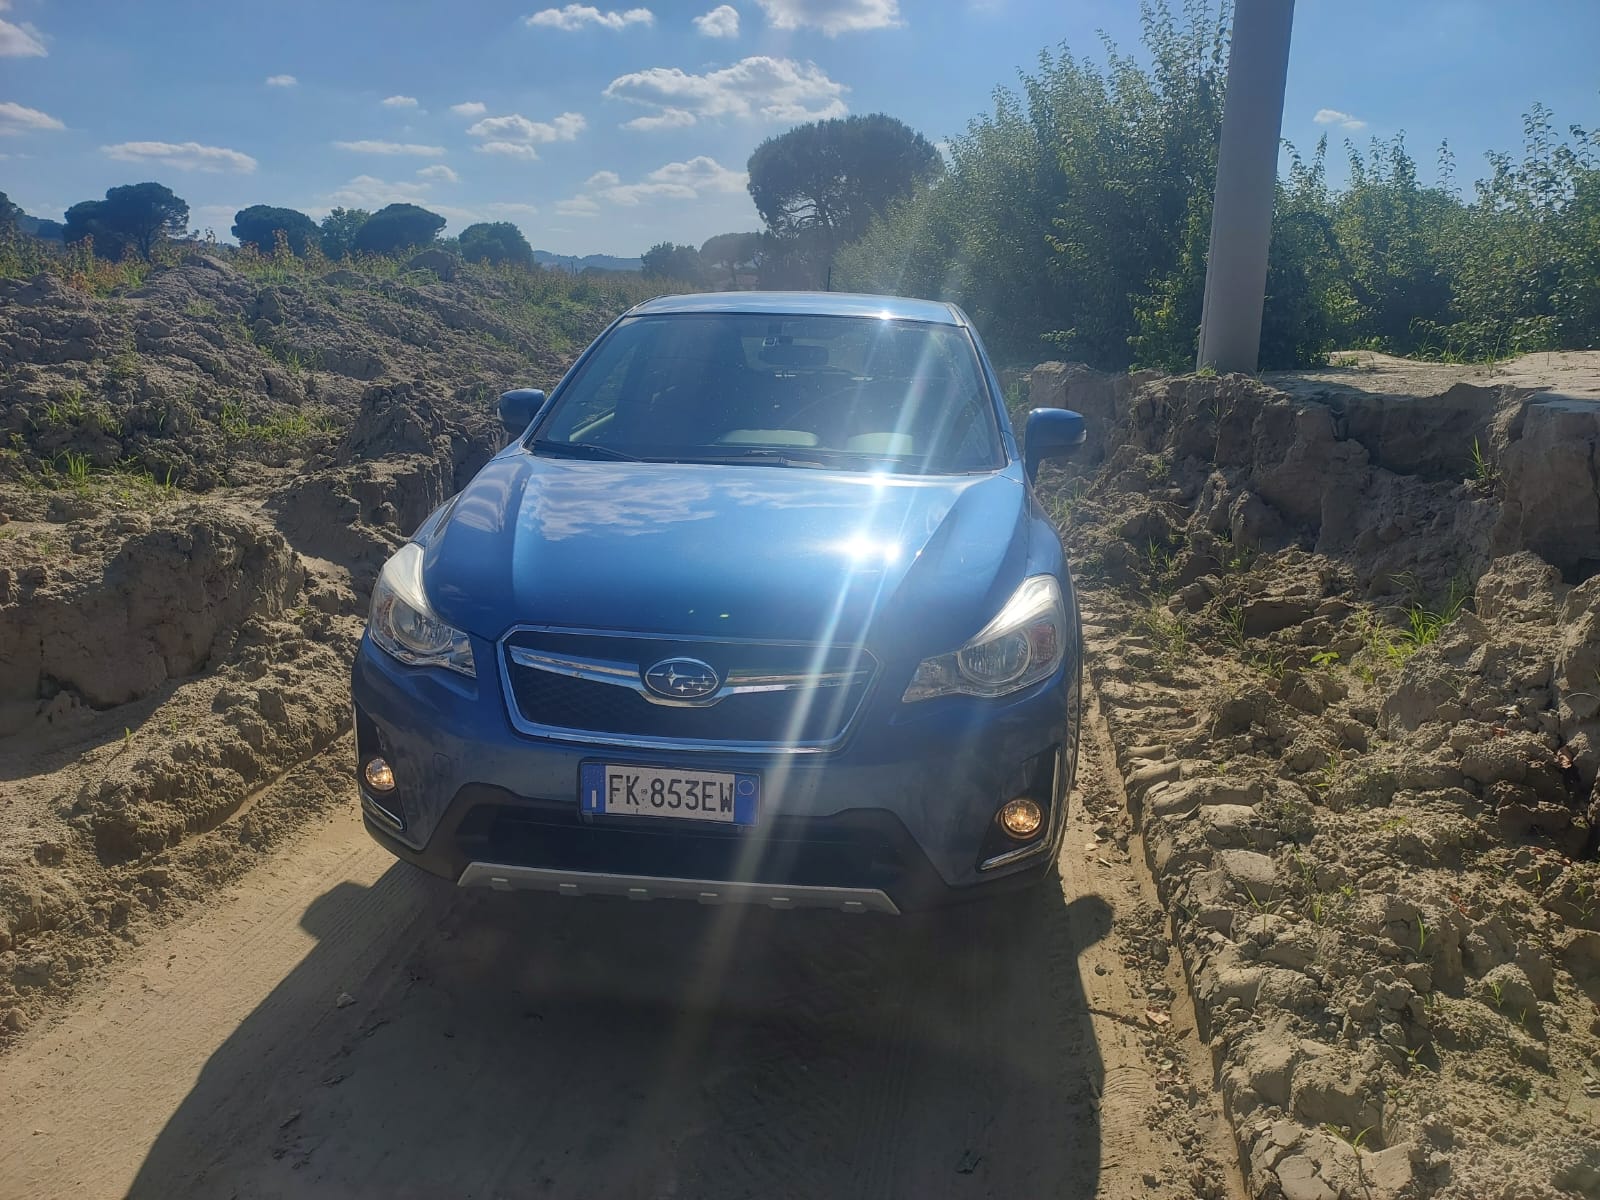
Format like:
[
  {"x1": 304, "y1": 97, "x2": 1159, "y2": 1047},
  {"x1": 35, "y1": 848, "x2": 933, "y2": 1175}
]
[
  {"x1": 1024, "y1": 408, "x2": 1086, "y2": 481},
  {"x1": 498, "y1": 388, "x2": 546, "y2": 436}
]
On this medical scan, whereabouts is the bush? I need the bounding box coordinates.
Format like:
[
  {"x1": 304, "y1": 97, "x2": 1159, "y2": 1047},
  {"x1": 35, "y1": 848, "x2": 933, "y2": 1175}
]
[
  {"x1": 319, "y1": 207, "x2": 369, "y2": 259},
  {"x1": 351, "y1": 203, "x2": 445, "y2": 256},
  {"x1": 232, "y1": 205, "x2": 319, "y2": 256},
  {"x1": 63, "y1": 182, "x2": 189, "y2": 261},
  {"x1": 835, "y1": 4, "x2": 1229, "y2": 367},
  {"x1": 835, "y1": 2, "x2": 1600, "y2": 370},
  {"x1": 640, "y1": 242, "x2": 704, "y2": 282},
  {"x1": 459, "y1": 221, "x2": 535, "y2": 268}
]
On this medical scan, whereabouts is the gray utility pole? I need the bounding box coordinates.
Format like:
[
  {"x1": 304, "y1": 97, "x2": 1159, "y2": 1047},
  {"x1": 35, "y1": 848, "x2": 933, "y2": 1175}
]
[{"x1": 1196, "y1": 0, "x2": 1296, "y2": 374}]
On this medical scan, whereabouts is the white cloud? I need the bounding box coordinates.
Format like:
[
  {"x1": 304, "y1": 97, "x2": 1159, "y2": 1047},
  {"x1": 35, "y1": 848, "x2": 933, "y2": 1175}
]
[
  {"x1": 0, "y1": 100, "x2": 64, "y2": 134},
  {"x1": 450, "y1": 101, "x2": 488, "y2": 116},
  {"x1": 265, "y1": 74, "x2": 298, "y2": 87},
  {"x1": 1313, "y1": 107, "x2": 1366, "y2": 131},
  {"x1": 0, "y1": 16, "x2": 46, "y2": 57},
  {"x1": 526, "y1": 5, "x2": 654, "y2": 31},
  {"x1": 418, "y1": 164, "x2": 459, "y2": 183},
  {"x1": 647, "y1": 156, "x2": 746, "y2": 192},
  {"x1": 604, "y1": 56, "x2": 847, "y2": 127},
  {"x1": 571, "y1": 155, "x2": 747, "y2": 207},
  {"x1": 468, "y1": 112, "x2": 586, "y2": 143},
  {"x1": 555, "y1": 197, "x2": 601, "y2": 217},
  {"x1": 102, "y1": 140, "x2": 257, "y2": 173},
  {"x1": 324, "y1": 174, "x2": 432, "y2": 209},
  {"x1": 334, "y1": 139, "x2": 447, "y2": 156},
  {"x1": 488, "y1": 202, "x2": 541, "y2": 216},
  {"x1": 693, "y1": 4, "x2": 740, "y2": 37},
  {"x1": 623, "y1": 107, "x2": 697, "y2": 133},
  {"x1": 755, "y1": 0, "x2": 900, "y2": 35},
  {"x1": 381, "y1": 95, "x2": 419, "y2": 108},
  {"x1": 476, "y1": 141, "x2": 542, "y2": 160},
  {"x1": 466, "y1": 111, "x2": 586, "y2": 160}
]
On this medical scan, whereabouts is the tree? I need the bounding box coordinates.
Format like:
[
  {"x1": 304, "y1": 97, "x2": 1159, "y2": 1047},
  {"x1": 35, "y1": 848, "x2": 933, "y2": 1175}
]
[
  {"x1": 320, "y1": 207, "x2": 370, "y2": 259},
  {"x1": 747, "y1": 114, "x2": 944, "y2": 281},
  {"x1": 63, "y1": 200, "x2": 116, "y2": 254},
  {"x1": 351, "y1": 203, "x2": 446, "y2": 256},
  {"x1": 640, "y1": 242, "x2": 704, "y2": 282},
  {"x1": 458, "y1": 221, "x2": 535, "y2": 267},
  {"x1": 699, "y1": 231, "x2": 762, "y2": 288},
  {"x1": 106, "y1": 183, "x2": 190, "y2": 259},
  {"x1": 232, "y1": 205, "x2": 319, "y2": 255},
  {"x1": 63, "y1": 183, "x2": 189, "y2": 260},
  {"x1": 0, "y1": 191, "x2": 21, "y2": 236}
]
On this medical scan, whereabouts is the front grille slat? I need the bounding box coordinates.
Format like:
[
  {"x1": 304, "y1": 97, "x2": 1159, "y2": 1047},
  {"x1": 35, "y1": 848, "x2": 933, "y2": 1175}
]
[{"x1": 499, "y1": 629, "x2": 876, "y2": 752}]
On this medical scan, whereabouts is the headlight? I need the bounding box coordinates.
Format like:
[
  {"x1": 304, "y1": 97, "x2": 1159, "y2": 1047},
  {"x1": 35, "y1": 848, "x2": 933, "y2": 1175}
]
[
  {"x1": 368, "y1": 542, "x2": 476, "y2": 677},
  {"x1": 903, "y1": 576, "x2": 1066, "y2": 701}
]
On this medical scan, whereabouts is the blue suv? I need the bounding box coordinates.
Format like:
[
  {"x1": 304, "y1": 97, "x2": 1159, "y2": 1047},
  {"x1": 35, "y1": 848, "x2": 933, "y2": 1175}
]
[{"x1": 352, "y1": 292, "x2": 1086, "y2": 913}]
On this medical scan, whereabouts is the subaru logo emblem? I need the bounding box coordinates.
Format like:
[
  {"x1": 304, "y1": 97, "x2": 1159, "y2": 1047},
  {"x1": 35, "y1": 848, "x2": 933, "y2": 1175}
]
[{"x1": 643, "y1": 657, "x2": 721, "y2": 700}]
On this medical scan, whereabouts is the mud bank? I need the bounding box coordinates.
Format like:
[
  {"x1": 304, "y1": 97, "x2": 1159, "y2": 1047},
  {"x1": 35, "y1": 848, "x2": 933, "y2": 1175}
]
[
  {"x1": 1034, "y1": 353, "x2": 1600, "y2": 1199},
  {"x1": 0, "y1": 254, "x2": 629, "y2": 1035}
]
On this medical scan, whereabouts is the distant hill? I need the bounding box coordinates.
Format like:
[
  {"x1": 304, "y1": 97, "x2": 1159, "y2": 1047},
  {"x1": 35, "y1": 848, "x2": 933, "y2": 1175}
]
[
  {"x1": 533, "y1": 250, "x2": 641, "y2": 274},
  {"x1": 19, "y1": 213, "x2": 65, "y2": 241}
]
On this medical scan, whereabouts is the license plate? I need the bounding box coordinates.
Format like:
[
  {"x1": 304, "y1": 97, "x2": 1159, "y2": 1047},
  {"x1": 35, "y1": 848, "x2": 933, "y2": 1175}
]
[{"x1": 579, "y1": 763, "x2": 759, "y2": 826}]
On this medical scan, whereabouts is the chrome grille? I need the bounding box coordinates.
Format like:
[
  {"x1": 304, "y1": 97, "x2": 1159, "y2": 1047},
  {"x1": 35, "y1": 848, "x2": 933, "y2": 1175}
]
[{"x1": 498, "y1": 628, "x2": 877, "y2": 753}]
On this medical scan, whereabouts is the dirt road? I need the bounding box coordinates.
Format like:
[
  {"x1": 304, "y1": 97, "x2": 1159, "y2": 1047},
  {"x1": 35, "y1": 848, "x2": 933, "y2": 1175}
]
[{"x1": 0, "y1": 695, "x2": 1241, "y2": 1200}]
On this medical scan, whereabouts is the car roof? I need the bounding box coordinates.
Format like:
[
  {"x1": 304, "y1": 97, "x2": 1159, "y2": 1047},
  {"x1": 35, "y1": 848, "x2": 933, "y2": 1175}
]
[{"x1": 628, "y1": 291, "x2": 966, "y2": 327}]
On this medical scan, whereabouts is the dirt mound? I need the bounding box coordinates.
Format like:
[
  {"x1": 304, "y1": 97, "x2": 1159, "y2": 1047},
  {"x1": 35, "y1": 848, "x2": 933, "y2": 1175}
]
[
  {"x1": 0, "y1": 254, "x2": 603, "y2": 493},
  {"x1": 0, "y1": 255, "x2": 635, "y2": 1040},
  {"x1": 0, "y1": 508, "x2": 300, "y2": 731},
  {"x1": 1035, "y1": 354, "x2": 1600, "y2": 1199}
]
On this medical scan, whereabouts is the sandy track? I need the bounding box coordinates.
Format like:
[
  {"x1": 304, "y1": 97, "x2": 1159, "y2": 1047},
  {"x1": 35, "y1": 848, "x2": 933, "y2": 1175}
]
[{"x1": 0, "y1": 695, "x2": 1240, "y2": 1200}]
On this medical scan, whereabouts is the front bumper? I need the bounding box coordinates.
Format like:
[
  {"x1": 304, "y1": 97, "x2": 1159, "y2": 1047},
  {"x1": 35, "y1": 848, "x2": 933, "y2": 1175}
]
[{"x1": 351, "y1": 631, "x2": 1077, "y2": 911}]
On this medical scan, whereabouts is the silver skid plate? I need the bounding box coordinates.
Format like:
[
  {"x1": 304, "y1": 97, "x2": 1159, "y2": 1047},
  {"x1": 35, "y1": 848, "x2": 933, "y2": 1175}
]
[{"x1": 456, "y1": 862, "x2": 900, "y2": 915}]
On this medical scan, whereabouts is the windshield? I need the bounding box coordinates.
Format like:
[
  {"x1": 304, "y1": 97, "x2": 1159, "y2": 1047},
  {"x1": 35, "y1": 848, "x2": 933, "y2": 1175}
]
[{"x1": 532, "y1": 313, "x2": 1005, "y2": 474}]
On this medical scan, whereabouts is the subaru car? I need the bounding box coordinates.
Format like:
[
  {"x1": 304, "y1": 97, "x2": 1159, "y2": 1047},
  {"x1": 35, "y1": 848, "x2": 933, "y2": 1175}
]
[{"x1": 352, "y1": 292, "x2": 1087, "y2": 914}]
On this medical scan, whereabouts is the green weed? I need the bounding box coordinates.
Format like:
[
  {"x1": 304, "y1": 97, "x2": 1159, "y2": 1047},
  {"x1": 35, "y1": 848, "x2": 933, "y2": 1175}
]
[
  {"x1": 1469, "y1": 437, "x2": 1497, "y2": 483},
  {"x1": 218, "y1": 397, "x2": 250, "y2": 440},
  {"x1": 1043, "y1": 477, "x2": 1089, "y2": 528},
  {"x1": 55, "y1": 449, "x2": 92, "y2": 484},
  {"x1": 107, "y1": 350, "x2": 141, "y2": 381},
  {"x1": 1312, "y1": 750, "x2": 1341, "y2": 795},
  {"x1": 1399, "y1": 578, "x2": 1470, "y2": 651},
  {"x1": 1136, "y1": 604, "x2": 1190, "y2": 670},
  {"x1": 1322, "y1": 1124, "x2": 1374, "y2": 1151},
  {"x1": 1222, "y1": 604, "x2": 1248, "y2": 652}
]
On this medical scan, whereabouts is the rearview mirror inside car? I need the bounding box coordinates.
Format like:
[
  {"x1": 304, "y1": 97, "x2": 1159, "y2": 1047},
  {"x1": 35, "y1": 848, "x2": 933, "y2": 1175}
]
[
  {"x1": 1024, "y1": 408, "x2": 1087, "y2": 481},
  {"x1": 498, "y1": 388, "x2": 546, "y2": 436}
]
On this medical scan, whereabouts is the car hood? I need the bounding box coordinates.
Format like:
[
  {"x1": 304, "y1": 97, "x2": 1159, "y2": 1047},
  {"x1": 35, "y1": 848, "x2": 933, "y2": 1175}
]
[{"x1": 421, "y1": 450, "x2": 1035, "y2": 654}]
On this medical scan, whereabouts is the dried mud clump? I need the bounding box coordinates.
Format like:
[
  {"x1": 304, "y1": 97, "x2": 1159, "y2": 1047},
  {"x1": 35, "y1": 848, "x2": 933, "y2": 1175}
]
[{"x1": 1034, "y1": 354, "x2": 1600, "y2": 1200}]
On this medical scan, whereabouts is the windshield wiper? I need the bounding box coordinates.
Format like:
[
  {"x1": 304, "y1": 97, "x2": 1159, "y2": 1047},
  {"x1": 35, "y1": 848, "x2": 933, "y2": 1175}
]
[
  {"x1": 530, "y1": 439, "x2": 641, "y2": 462},
  {"x1": 667, "y1": 448, "x2": 838, "y2": 469}
]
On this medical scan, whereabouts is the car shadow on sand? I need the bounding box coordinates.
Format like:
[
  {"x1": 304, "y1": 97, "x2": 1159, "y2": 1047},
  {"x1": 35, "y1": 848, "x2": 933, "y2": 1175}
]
[{"x1": 127, "y1": 866, "x2": 1114, "y2": 1200}]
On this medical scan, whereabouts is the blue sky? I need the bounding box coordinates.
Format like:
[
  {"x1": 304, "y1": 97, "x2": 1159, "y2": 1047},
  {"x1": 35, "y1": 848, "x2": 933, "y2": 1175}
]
[{"x1": 3, "y1": 0, "x2": 1598, "y2": 257}]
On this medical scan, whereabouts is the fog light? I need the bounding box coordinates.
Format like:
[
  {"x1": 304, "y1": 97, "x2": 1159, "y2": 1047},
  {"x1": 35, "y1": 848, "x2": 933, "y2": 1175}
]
[
  {"x1": 999, "y1": 797, "x2": 1043, "y2": 839},
  {"x1": 363, "y1": 756, "x2": 396, "y2": 792}
]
